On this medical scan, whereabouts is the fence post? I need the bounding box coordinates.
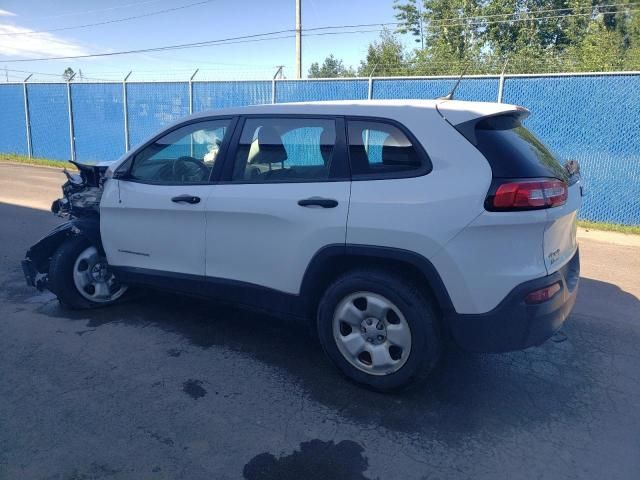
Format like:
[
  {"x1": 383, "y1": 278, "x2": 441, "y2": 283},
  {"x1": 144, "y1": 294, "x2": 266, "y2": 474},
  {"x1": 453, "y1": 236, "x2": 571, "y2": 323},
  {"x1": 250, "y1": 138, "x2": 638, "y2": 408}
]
[
  {"x1": 497, "y1": 60, "x2": 509, "y2": 103},
  {"x1": 22, "y1": 74, "x2": 33, "y2": 158},
  {"x1": 189, "y1": 68, "x2": 199, "y2": 114},
  {"x1": 66, "y1": 73, "x2": 77, "y2": 162},
  {"x1": 271, "y1": 66, "x2": 283, "y2": 104},
  {"x1": 123, "y1": 71, "x2": 132, "y2": 151},
  {"x1": 368, "y1": 77, "x2": 374, "y2": 100}
]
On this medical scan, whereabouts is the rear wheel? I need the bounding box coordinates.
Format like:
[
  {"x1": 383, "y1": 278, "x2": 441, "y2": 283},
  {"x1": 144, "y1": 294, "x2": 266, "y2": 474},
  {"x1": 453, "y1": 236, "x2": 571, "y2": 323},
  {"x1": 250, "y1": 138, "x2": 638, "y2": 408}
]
[
  {"x1": 317, "y1": 269, "x2": 442, "y2": 391},
  {"x1": 48, "y1": 236, "x2": 127, "y2": 309}
]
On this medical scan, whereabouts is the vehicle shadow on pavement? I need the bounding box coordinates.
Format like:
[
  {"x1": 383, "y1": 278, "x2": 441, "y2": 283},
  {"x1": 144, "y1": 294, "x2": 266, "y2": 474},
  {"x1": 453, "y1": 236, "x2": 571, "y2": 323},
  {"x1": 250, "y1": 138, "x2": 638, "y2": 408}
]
[
  {"x1": 4, "y1": 203, "x2": 640, "y2": 448},
  {"x1": 10, "y1": 271, "x2": 637, "y2": 444}
]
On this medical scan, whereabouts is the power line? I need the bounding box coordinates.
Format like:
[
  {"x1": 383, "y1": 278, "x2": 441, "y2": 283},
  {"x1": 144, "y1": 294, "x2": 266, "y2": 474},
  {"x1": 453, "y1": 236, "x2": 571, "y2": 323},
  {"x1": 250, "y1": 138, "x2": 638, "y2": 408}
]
[
  {"x1": 423, "y1": 9, "x2": 640, "y2": 30},
  {"x1": 2, "y1": 67, "x2": 114, "y2": 81},
  {"x1": 2, "y1": 6, "x2": 639, "y2": 63},
  {"x1": 1, "y1": 27, "x2": 394, "y2": 63},
  {"x1": 0, "y1": 29, "x2": 296, "y2": 62},
  {"x1": 406, "y1": 2, "x2": 638, "y2": 25},
  {"x1": 32, "y1": 0, "x2": 168, "y2": 20},
  {"x1": 304, "y1": 3, "x2": 639, "y2": 32},
  {"x1": 3, "y1": 1, "x2": 635, "y2": 39},
  {"x1": 0, "y1": 0, "x2": 216, "y2": 37},
  {"x1": 303, "y1": 2, "x2": 638, "y2": 31}
]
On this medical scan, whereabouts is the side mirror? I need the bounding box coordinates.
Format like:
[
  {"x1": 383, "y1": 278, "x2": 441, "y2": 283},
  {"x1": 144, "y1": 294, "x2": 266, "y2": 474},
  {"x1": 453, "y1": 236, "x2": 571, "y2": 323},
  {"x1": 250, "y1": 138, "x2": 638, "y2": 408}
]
[{"x1": 112, "y1": 170, "x2": 128, "y2": 180}]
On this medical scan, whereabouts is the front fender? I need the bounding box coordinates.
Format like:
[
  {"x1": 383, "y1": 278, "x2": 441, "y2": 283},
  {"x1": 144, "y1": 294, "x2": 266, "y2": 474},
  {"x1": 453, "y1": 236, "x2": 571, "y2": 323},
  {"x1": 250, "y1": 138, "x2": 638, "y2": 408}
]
[{"x1": 25, "y1": 216, "x2": 102, "y2": 273}]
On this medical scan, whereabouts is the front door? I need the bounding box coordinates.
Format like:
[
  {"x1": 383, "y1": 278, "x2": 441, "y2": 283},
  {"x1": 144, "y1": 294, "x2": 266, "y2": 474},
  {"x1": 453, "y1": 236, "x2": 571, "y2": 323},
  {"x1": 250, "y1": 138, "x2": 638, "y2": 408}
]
[
  {"x1": 205, "y1": 116, "x2": 350, "y2": 294},
  {"x1": 101, "y1": 118, "x2": 234, "y2": 276}
]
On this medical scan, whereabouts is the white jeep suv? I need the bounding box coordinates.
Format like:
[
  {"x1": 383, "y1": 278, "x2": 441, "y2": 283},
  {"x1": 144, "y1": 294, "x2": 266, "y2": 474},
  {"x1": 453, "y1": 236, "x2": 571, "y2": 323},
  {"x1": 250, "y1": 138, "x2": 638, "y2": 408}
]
[{"x1": 22, "y1": 100, "x2": 582, "y2": 390}]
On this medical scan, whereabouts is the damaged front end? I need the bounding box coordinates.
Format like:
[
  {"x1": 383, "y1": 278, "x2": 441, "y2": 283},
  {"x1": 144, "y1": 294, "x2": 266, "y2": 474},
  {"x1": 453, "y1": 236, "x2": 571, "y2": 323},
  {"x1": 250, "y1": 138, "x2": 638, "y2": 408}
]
[
  {"x1": 51, "y1": 161, "x2": 107, "y2": 217},
  {"x1": 22, "y1": 161, "x2": 109, "y2": 291}
]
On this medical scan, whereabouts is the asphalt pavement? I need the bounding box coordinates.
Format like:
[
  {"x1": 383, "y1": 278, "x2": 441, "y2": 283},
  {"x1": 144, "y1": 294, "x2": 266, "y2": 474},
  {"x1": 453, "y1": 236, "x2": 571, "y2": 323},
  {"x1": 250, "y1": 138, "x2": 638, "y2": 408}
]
[{"x1": 1, "y1": 162, "x2": 639, "y2": 480}]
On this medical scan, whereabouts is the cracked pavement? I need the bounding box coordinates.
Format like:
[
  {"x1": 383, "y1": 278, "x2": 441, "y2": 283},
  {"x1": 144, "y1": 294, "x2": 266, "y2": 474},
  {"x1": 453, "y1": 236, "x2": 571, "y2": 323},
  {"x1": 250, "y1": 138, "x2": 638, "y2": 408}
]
[{"x1": 1, "y1": 163, "x2": 639, "y2": 479}]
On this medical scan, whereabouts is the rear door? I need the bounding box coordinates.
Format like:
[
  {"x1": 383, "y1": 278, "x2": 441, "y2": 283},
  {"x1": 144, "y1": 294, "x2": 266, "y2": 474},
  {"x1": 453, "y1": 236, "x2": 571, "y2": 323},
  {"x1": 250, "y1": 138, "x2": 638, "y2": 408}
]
[
  {"x1": 101, "y1": 118, "x2": 234, "y2": 275},
  {"x1": 204, "y1": 115, "x2": 350, "y2": 294}
]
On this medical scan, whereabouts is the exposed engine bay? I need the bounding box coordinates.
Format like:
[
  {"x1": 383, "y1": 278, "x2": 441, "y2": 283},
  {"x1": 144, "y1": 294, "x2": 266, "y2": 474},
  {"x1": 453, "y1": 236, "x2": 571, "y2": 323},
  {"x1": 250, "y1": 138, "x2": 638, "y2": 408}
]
[{"x1": 51, "y1": 161, "x2": 109, "y2": 218}]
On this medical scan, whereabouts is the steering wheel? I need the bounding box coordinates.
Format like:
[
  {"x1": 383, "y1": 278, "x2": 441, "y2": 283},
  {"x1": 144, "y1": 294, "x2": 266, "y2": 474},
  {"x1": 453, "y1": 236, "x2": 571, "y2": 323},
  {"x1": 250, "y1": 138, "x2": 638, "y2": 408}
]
[{"x1": 171, "y1": 156, "x2": 210, "y2": 182}]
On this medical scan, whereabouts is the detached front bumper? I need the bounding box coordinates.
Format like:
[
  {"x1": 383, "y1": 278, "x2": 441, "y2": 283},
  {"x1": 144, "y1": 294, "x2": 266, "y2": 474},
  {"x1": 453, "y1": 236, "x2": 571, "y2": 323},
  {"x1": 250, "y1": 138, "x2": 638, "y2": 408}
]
[
  {"x1": 21, "y1": 259, "x2": 37, "y2": 287},
  {"x1": 448, "y1": 248, "x2": 580, "y2": 353}
]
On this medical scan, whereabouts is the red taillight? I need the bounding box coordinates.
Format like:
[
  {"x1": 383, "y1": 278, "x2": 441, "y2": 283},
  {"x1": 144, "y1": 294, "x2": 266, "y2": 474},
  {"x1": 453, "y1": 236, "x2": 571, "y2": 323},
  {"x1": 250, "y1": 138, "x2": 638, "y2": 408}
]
[
  {"x1": 525, "y1": 282, "x2": 562, "y2": 305},
  {"x1": 490, "y1": 179, "x2": 568, "y2": 210}
]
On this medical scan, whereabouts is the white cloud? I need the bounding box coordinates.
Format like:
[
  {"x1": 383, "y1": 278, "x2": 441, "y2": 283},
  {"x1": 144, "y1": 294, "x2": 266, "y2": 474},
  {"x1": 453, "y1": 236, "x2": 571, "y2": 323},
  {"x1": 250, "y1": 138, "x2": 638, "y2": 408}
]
[
  {"x1": 0, "y1": 23, "x2": 89, "y2": 59},
  {"x1": 0, "y1": 9, "x2": 17, "y2": 17}
]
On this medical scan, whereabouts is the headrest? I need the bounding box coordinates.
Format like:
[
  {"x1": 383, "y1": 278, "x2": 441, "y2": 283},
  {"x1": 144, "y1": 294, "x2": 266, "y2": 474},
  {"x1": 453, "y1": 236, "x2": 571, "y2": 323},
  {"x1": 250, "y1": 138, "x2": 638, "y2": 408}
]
[
  {"x1": 381, "y1": 134, "x2": 415, "y2": 166},
  {"x1": 251, "y1": 126, "x2": 287, "y2": 164}
]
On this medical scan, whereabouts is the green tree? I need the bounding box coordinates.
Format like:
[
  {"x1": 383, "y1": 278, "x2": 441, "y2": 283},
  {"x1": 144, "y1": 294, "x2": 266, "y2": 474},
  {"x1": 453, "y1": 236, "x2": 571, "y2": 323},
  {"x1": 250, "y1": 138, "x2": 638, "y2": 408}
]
[
  {"x1": 358, "y1": 29, "x2": 413, "y2": 76},
  {"x1": 393, "y1": 0, "x2": 424, "y2": 49},
  {"x1": 394, "y1": 0, "x2": 483, "y2": 66},
  {"x1": 62, "y1": 67, "x2": 75, "y2": 81},
  {"x1": 565, "y1": 17, "x2": 626, "y2": 71},
  {"x1": 624, "y1": 1, "x2": 640, "y2": 69},
  {"x1": 391, "y1": 0, "x2": 639, "y2": 74},
  {"x1": 308, "y1": 55, "x2": 355, "y2": 78}
]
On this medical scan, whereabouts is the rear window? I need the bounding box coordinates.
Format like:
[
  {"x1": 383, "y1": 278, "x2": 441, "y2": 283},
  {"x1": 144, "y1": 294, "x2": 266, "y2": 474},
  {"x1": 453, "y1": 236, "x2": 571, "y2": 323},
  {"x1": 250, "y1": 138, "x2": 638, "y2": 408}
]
[{"x1": 469, "y1": 115, "x2": 567, "y2": 180}]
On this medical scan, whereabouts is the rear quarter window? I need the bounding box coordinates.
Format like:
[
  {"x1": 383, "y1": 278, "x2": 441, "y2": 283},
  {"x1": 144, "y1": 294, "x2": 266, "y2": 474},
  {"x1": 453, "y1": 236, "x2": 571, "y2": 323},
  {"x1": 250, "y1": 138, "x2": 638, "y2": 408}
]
[{"x1": 466, "y1": 114, "x2": 567, "y2": 180}]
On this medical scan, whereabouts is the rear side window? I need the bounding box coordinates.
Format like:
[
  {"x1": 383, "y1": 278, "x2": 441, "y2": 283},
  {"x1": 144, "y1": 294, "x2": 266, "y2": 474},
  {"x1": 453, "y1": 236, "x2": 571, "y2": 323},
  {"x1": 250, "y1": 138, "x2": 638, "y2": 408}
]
[
  {"x1": 347, "y1": 120, "x2": 425, "y2": 178},
  {"x1": 231, "y1": 117, "x2": 338, "y2": 183},
  {"x1": 470, "y1": 115, "x2": 567, "y2": 180}
]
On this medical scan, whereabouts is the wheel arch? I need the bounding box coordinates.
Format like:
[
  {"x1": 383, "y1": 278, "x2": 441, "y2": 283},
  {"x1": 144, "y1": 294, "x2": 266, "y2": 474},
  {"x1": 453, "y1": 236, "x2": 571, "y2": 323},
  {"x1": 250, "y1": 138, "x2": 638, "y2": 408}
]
[
  {"x1": 26, "y1": 216, "x2": 103, "y2": 273},
  {"x1": 300, "y1": 244, "x2": 456, "y2": 322}
]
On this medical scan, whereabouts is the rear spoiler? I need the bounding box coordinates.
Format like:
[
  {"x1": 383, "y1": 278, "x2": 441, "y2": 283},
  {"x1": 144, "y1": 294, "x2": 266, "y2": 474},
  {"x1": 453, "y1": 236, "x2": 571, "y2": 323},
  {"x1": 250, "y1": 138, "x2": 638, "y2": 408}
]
[{"x1": 435, "y1": 99, "x2": 529, "y2": 125}]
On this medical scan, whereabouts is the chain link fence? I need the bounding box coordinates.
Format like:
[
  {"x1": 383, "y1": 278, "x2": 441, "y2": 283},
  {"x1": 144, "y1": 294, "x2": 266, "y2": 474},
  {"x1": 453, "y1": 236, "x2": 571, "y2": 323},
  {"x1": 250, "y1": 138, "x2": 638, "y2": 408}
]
[{"x1": 0, "y1": 73, "x2": 638, "y2": 225}]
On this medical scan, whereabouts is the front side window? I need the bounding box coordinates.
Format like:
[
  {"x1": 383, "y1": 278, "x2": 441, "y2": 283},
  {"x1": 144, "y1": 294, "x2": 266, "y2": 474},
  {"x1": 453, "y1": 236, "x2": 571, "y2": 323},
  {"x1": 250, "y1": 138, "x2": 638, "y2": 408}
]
[
  {"x1": 130, "y1": 119, "x2": 230, "y2": 184},
  {"x1": 347, "y1": 120, "x2": 423, "y2": 177},
  {"x1": 231, "y1": 117, "x2": 337, "y2": 183}
]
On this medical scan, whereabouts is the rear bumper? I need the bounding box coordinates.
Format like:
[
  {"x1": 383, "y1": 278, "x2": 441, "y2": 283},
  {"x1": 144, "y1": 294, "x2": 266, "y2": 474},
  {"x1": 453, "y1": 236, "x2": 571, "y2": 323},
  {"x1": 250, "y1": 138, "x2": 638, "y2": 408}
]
[{"x1": 448, "y1": 248, "x2": 580, "y2": 353}]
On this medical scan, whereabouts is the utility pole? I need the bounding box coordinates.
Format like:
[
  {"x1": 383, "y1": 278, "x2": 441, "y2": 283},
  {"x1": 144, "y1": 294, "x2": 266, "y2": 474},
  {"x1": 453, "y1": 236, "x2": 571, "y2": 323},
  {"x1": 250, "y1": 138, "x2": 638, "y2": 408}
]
[{"x1": 295, "y1": 0, "x2": 302, "y2": 79}]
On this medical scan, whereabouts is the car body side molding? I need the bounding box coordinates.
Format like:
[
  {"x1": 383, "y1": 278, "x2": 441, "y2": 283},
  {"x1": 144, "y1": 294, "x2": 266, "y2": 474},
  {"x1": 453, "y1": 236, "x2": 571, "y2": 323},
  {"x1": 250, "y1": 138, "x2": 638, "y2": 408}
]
[{"x1": 111, "y1": 244, "x2": 457, "y2": 322}]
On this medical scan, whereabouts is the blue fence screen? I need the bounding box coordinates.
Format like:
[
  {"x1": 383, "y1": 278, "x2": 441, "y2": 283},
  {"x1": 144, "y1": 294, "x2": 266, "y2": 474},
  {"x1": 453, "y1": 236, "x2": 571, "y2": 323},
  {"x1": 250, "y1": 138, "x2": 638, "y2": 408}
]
[
  {"x1": 26, "y1": 83, "x2": 70, "y2": 160},
  {"x1": 0, "y1": 74, "x2": 638, "y2": 224},
  {"x1": 503, "y1": 75, "x2": 640, "y2": 225},
  {"x1": 372, "y1": 77, "x2": 499, "y2": 101},
  {"x1": 193, "y1": 81, "x2": 271, "y2": 112},
  {"x1": 0, "y1": 84, "x2": 27, "y2": 156},
  {"x1": 72, "y1": 83, "x2": 125, "y2": 163}
]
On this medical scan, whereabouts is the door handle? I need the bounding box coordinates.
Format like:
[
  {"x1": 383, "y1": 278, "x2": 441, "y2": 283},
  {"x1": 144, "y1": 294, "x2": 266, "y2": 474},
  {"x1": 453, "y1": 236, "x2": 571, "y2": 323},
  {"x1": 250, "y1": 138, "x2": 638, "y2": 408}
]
[
  {"x1": 171, "y1": 194, "x2": 201, "y2": 204},
  {"x1": 297, "y1": 197, "x2": 339, "y2": 208}
]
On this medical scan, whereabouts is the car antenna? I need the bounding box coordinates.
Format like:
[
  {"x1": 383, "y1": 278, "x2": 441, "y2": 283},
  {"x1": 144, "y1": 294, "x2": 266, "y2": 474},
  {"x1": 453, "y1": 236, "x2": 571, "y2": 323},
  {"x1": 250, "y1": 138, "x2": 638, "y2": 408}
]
[{"x1": 438, "y1": 63, "x2": 469, "y2": 100}]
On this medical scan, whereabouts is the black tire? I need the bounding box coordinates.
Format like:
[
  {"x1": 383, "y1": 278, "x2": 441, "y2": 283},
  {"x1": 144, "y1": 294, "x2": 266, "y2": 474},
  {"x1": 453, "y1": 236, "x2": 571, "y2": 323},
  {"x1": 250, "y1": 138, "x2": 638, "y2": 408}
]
[
  {"x1": 317, "y1": 269, "x2": 442, "y2": 391},
  {"x1": 48, "y1": 235, "x2": 125, "y2": 310}
]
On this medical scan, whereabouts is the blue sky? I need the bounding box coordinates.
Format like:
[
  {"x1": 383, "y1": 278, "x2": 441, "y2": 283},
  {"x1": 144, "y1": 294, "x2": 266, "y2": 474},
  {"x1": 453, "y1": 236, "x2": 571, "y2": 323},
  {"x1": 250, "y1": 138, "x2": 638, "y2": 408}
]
[{"x1": 0, "y1": 0, "x2": 400, "y2": 81}]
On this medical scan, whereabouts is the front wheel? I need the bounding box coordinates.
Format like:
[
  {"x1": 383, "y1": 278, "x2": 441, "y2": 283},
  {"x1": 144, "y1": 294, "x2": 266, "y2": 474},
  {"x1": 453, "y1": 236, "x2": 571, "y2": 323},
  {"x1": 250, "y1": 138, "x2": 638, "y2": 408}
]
[
  {"x1": 317, "y1": 269, "x2": 442, "y2": 391},
  {"x1": 48, "y1": 236, "x2": 128, "y2": 309}
]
